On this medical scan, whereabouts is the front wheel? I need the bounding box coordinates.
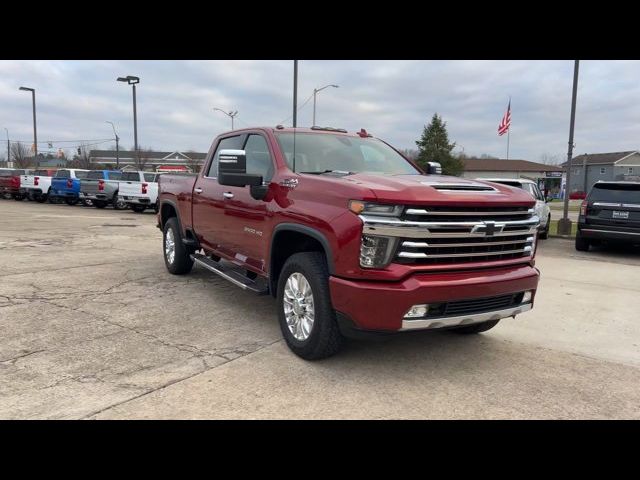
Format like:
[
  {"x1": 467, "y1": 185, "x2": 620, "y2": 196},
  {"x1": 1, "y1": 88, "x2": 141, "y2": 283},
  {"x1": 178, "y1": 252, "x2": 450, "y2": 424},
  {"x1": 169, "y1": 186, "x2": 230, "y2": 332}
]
[
  {"x1": 163, "y1": 217, "x2": 194, "y2": 275},
  {"x1": 65, "y1": 197, "x2": 79, "y2": 206},
  {"x1": 277, "y1": 252, "x2": 343, "y2": 360},
  {"x1": 539, "y1": 214, "x2": 550, "y2": 239},
  {"x1": 452, "y1": 319, "x2": 500, "y2": 334}
]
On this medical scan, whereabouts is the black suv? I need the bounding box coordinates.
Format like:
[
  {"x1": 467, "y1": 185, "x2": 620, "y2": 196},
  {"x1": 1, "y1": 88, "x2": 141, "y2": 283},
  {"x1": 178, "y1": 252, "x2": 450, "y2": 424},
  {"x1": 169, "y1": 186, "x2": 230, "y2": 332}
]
[{"x1": 575, "y1": 181, "x2": 640, "y2": 251}]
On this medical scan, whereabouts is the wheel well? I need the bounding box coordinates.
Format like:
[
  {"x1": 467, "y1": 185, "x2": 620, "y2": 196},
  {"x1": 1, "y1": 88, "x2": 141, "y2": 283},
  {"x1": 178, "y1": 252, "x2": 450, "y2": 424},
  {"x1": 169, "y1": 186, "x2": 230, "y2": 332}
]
[
  {"x1": 270, "y1": 230, "x2": 327, "y2": 297},
  {"x1": 161, "y1": 203, "x2": 177, "y2": 228}
]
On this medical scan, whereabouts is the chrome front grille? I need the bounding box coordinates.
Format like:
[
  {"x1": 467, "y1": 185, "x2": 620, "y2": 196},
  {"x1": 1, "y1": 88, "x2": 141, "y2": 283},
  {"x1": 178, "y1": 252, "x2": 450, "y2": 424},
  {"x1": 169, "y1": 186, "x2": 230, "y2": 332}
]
[{"x1": 359, "y1": 206, "x2": 539, "y2": 266}]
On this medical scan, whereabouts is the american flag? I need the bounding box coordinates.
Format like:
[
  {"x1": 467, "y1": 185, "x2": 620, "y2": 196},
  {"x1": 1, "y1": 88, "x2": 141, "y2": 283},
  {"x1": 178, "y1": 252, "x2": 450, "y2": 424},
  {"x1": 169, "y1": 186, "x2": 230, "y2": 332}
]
[{"x1": 498, "y1": 100, "x2": 511, "y2": 136}]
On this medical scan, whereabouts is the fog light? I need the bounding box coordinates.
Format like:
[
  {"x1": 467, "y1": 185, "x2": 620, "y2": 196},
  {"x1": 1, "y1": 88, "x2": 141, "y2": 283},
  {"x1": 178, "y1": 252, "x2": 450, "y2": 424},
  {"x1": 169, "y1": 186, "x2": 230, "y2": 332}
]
[
  {"x1": 522, "y1": 291, "x2": 533, "y2": 303},
  {"x1": 404, "y1": 304, "x2": 428, "y2": 319}
]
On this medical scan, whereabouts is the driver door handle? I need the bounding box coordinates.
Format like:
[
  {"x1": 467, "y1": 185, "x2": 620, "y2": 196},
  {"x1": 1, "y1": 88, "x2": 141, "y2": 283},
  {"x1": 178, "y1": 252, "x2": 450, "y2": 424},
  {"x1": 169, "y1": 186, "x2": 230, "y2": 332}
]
[
  {"x1": 194, "y1": 187, "x2": 203, "y2": 194},
  {"x1": 223, "y1": 192, "x2": 234, "y2": 199}
]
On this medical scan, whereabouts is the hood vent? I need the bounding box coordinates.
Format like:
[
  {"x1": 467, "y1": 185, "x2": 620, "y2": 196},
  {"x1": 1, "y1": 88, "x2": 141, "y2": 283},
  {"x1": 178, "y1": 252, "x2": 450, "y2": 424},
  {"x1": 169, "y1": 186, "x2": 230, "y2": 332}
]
[{"x1": 420, "y1": 181, "x2": 497, "y2": 192}]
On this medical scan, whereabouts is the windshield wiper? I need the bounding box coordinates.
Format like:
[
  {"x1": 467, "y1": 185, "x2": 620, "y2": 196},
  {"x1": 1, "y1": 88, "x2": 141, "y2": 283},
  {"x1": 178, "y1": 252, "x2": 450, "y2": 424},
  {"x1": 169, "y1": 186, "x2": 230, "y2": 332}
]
[{"x1": 300, "y1": 169, "x2": 354, "y2": 176}]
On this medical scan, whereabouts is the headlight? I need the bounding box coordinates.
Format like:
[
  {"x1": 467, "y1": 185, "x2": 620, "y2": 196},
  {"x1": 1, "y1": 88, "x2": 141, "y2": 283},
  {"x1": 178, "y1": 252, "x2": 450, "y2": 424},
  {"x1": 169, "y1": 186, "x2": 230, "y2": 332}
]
[
  {"x1": 360, "y1": 234, "x2": 397, "y2": 268},
  {"x1": 349, "y1": 200, "x2": 403, "y2": 217}
]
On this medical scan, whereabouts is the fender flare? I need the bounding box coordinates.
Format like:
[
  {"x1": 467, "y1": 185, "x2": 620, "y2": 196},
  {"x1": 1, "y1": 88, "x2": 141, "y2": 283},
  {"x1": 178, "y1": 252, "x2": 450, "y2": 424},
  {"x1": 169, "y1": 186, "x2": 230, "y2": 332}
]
[{"x1": 270, "y1": 223, "x2": 335, "y2": 275}]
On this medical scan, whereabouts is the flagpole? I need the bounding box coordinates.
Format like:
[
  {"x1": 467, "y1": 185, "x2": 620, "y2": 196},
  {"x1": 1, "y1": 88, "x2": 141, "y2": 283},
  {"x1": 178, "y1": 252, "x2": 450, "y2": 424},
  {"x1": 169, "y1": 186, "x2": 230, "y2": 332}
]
[{"x1": 506, "y1": 128, "x2": 510, "y2": 160}]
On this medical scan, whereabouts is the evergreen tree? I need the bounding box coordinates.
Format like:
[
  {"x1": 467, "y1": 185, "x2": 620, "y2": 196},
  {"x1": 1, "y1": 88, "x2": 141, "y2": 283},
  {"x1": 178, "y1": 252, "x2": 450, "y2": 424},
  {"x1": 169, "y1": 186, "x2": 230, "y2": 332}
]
[{"x1": 415, "y1": 113, "x2": 464, "y2": 176}]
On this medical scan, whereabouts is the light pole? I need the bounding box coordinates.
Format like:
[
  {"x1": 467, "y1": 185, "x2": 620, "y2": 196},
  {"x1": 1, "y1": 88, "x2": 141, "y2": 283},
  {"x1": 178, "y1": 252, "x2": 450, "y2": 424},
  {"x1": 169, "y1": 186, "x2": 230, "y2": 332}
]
[
  {"x1": 106, "y1": 121, "x2": 120, "y2": 169},
  {"x1": 558, "y1": 60, "x2": 580, "y2": 236},
  {"x1": 293, "y1": 60, "x2": 298, "y2": 128},
  {"x1": 117, "y1": 76, "x2": 140, "y2": 156},
  {"x1": 312, "y1": 84, "x2": 339, "y2": 126},
  {"x1": 213, "y1": 108, "x2": 238, "y2": 130},
  {"x1": 4, "y1": 128, "x2": 8, "y2": 167},
  {"x1": 19, "y1": 87, "x2": 37, "y2": 162}
]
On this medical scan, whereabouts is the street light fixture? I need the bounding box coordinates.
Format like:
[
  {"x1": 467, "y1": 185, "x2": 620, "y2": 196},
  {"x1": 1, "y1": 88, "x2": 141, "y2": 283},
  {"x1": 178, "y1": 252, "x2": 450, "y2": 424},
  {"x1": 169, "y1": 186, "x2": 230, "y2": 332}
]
[
  {"x1": 106, "y1": 121, "x2": 120, "y2": 169},
  {"x1": 312, "y1": 84, "x2": 339, "y2": 126},
  {"x1": 213, "y1": 108, "x2": 239, "y2": 130},
  {"x1": 117, "y1": 76, "x2": 140, "y2": 156},
  {"x1": 19, "y1": 86, "x2": 37, "y2": 161}
]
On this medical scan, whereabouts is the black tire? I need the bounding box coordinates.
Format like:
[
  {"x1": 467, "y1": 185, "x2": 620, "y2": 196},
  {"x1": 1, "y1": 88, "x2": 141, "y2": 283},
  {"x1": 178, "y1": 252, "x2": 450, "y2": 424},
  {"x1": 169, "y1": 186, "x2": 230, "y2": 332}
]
[
  {"x1": 93, "y1": 200, "x2": 107, "y2": 209},
  {"x1": 153, "y1": 203, "x2": 159, "y2": 214},
  {"x1": 112, "y1": 194, "x2": 127, "y2": 210},
  {"x1": 13, "y1": 194, "x2": 25, "y2": 201},
  {"x1": 35, "y1": 192, "x2": 48, "y2": 203},
  {"x1": 163, "y1": 217, "x2": 194, "y2": 275},
  {"x1": 575, "y1": 231, "x2": 590, "y2": 251},
  {"x1": 539, "y1": 214, "x2": 550, "y2": 239},
  {"x1": 65, "y1": 197, "x2": 79, "y2": 206},
  {"x1": 276, "y1": 252, "x2": 343, "y2": 360},
  {"x1": 452, "y1": 319, "x2": 500, "y2": 334},
  {"x1": 131, "y1": 204, "x2": 147, "y2": 213},
  {"x1": 82, "y1": 199, "x2": 94, "y2": 207}
]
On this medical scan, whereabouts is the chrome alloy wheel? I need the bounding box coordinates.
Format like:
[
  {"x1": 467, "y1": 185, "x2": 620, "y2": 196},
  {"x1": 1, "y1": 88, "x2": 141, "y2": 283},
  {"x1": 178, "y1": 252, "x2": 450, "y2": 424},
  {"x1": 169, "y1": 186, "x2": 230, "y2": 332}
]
[
  {"x1": 165, "y1": 228, "x2": 176, "y2": 264},
  {"x1": 283, "y1": 272, "x2": 315, "y2": 341}
]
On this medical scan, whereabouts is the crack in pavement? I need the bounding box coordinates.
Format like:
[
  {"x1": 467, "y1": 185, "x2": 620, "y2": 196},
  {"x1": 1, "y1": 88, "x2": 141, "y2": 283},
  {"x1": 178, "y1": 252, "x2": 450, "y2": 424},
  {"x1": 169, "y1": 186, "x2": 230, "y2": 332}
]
[
  {"x1": 0, "y1": 349, "x2": 46, "y2": 365},
  {"x1": 81, "y1": 337, "x2": 283, "y2": 419}
]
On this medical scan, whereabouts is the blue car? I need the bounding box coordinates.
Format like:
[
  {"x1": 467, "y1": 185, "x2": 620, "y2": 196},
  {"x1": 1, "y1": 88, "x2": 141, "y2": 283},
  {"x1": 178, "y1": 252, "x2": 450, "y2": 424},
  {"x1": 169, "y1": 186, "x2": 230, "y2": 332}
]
[{"x1": 49, "y1": 169, "x2": 90, "y2": 205}]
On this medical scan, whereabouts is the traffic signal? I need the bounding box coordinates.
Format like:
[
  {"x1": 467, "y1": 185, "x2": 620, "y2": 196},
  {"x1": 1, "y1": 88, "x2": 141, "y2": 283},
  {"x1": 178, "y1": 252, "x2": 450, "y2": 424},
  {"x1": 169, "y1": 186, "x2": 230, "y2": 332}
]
[{"x1": 77, "y1": 147, "x2": 81, "y2": 155}]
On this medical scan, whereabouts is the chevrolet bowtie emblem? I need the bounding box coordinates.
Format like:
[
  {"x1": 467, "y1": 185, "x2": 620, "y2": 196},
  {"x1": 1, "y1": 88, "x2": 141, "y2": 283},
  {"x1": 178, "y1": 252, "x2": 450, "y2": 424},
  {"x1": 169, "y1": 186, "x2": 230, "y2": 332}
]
[{"x1": 471, "y1": 221, "x2": 504, "y2": 236}]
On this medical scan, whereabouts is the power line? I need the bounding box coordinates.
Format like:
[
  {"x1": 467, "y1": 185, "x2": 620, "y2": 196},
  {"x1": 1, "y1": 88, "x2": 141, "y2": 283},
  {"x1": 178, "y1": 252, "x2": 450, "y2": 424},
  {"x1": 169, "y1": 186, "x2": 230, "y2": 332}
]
[{"x1": 278, "y1": 90, "x2": 315, "y2": 125}]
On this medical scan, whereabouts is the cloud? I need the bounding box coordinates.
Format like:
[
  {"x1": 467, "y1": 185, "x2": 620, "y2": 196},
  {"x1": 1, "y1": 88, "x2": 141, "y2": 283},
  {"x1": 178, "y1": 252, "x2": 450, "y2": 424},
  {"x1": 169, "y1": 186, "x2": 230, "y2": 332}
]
[{"x1": 1, "y1": 60, "x2": 639, "y2": 161}]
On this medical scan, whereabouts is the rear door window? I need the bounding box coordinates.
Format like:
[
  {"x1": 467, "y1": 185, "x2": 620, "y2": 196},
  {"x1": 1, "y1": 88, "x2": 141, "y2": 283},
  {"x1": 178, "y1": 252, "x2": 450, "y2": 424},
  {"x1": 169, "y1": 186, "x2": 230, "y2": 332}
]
[
  {"x1": 87, "y1": 171, "x2": 105, "y2": 180},
  {"x1": 121, "y1": 172, "x2": 141, "y2": 181},
  {"x1": 589, "y1": 184, "x2": 640, "y2": 204}
]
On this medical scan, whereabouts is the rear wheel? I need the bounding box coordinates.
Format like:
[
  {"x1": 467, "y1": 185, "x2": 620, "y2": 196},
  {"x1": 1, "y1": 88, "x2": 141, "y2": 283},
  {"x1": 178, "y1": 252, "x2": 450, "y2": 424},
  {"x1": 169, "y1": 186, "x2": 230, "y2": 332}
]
[
  {"x1": 93, "y1": 200, "x2": 107, "y2": 208},
  {"x1": 131, "y1": 204, "x2": 147, "y2": 213},
  {"x1": 163, "y1": 217, "x2": 194, "y2": 275},
  {"x1": 82, "y1": 199, "x2": 94, "y2": 207},
  {"x1": 277, "y1": 252, "x2": 343, "y2": 360},
  {"x1": 453, "y1": 319, "x2": 500, "y2": 334},
  {"x1": 13, "y1": 194, "x2": 26, "y2": 201},
  {"x1": 35, "y1": 191, "x2": 48, "y2": 203},
  {"x1": 113, "y1": 194, "x2": 127, "y2": 210},
  {"x1": 65, "y1": 197, "x2": 79, "y2": 206},
  {"x1": 575, "y1": 231, "x2": 590, "y2": 251}
]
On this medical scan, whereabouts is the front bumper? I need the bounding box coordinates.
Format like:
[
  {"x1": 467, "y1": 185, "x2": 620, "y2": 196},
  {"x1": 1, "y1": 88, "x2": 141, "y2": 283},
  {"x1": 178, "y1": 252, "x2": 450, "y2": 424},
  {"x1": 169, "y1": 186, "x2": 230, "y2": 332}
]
[{"x1": 329, "y1": 264, "x2": 539, "y2": 332}]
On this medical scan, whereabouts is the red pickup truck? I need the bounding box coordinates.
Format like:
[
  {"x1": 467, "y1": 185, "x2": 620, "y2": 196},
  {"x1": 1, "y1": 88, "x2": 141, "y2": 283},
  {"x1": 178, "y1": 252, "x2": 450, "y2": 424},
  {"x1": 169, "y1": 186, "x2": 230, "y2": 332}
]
[
  {"x1": 157, "y1": 126, "x2": 540, "y2": 359},
  {"x1": 0, "y1": 168, "x2": 31, "y2": 200}
]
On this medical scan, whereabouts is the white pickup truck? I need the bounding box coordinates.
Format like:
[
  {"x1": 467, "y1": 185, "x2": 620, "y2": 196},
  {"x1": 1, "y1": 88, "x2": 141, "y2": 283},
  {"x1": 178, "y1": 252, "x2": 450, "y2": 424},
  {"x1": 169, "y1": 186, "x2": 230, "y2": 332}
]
[
  {"x1": 21, "y1": 169, "x2": 58, "y2": 203},
  {"x1": 118, "y1": 171, "x2": 162, "y2": 212}
]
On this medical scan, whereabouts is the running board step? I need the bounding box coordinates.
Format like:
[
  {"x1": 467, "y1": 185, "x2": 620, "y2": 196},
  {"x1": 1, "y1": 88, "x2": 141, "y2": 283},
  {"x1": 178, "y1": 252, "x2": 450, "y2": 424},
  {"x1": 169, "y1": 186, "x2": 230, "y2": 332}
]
[{"x1": 190, "y1": 253, "x2": 269, "y2": 295}]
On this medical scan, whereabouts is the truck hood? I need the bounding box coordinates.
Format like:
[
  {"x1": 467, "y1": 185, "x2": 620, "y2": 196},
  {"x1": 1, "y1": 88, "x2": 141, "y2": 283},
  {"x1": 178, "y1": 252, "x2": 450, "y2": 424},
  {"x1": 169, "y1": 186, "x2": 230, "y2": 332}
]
[{"x1": 331, "y1": 173, "x2": 536, "y2": 206}]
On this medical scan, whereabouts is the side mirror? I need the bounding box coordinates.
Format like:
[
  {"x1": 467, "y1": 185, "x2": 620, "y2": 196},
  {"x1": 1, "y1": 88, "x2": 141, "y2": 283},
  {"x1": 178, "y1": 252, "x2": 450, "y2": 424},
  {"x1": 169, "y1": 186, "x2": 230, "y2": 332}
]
[
  {"x1": 426, "y1": 162, "x2": 442, "y2": 175},
  {"x1": 218, "y1": 149, "x2": 262, "y2": 187}
]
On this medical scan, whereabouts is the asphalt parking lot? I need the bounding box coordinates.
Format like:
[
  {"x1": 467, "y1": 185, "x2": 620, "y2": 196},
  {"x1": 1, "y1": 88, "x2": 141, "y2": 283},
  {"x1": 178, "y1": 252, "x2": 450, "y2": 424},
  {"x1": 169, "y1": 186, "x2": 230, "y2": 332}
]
[{"x1": 1, "y1": 200, "x2": 639, "y2": 419}]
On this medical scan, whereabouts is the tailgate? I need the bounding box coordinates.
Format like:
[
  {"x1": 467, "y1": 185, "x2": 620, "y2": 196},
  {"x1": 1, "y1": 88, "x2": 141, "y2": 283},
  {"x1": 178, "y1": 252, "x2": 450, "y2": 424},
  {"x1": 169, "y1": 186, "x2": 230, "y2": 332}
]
[
  {"x1": 588, "y1": 203, "x2": 640, "y2": 227},
  {"x1": 119, "y1": 181, "x2": 142, "y2": 197},
  {"x1": 22, "y1": 175, "x2": 36, "y2": 188},
  {"x1": 81, "y1": 179, "x2": 100, "y2": 195}
]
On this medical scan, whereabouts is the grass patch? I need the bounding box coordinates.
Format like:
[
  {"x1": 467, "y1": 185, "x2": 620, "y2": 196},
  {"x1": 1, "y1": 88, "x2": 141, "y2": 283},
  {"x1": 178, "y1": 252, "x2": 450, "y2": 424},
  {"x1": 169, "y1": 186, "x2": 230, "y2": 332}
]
[{"x1": 549, "y1": 220, "x2": 577, "y2": 237}]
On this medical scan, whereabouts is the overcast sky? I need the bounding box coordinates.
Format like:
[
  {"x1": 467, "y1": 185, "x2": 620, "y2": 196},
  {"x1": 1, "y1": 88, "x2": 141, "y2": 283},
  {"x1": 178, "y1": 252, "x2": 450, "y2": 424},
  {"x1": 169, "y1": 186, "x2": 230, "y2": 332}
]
[{"x1": 1, "y1": 60, "x2": 639, "y2": 161}]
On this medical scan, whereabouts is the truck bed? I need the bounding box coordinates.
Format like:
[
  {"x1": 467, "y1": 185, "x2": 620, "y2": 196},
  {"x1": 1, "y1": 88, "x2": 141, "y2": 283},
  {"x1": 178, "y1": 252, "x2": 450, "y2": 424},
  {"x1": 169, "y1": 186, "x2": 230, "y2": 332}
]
[{"x1": 158, "y1": 173, "x2": 198, "y2": 230}]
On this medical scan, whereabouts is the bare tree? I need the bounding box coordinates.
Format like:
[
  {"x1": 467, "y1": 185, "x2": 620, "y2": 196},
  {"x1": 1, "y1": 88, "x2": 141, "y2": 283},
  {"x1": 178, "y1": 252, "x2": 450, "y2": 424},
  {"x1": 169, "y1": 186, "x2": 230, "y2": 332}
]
[
  {"x1": 539, "y1": 153, "x2": 563, "y2": 165},
  {"x1": 10, "y1": 142, "x2": 34, "y2": 168},
  {"x1": 134, "y1": 147, "x2": 154, "y2": 171}
]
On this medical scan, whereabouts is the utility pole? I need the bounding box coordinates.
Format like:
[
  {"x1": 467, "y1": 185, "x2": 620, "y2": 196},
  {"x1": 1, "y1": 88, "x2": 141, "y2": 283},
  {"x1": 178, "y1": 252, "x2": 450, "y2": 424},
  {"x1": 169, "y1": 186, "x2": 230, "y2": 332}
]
[
  {"x1": 4, "y1": 128, "x2": 9, "y2": 166},
  {"x1": 293, "y1": 60, "x2": 298, "y2": 128},
  {"x1": 558, "y1": 60, "x2": 580, "y2": 236},
  {"x1": 19, "y1": 87, "x2": 37, "y2": 162},
  {"x1": 117, "y1": 76, "x2": 140, "y2": 160}
]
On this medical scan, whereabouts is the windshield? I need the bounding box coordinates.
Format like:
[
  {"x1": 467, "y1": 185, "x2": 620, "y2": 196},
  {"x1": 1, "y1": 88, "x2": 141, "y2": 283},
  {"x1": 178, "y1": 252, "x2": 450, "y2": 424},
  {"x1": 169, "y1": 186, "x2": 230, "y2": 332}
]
[
  {"x1": 589, "y1": 183, "x2": 640, "y2": 203},
  {"x1": 275, "y1": 133, "x2": 420, "y2": 175}
]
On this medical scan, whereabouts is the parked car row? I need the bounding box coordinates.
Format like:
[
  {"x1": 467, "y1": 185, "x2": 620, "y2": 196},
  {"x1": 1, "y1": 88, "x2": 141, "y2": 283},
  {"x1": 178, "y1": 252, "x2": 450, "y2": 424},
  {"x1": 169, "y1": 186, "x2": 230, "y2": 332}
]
[{"x1": 0, "y1": 167, "x2": 162, "y2": 212}]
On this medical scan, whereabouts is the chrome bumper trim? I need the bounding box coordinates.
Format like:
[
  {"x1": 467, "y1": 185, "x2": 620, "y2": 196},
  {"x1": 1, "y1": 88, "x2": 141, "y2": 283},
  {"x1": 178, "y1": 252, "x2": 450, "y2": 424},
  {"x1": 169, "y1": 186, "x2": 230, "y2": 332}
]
[
  {"x1": 400, "y1": 303, "x2": 532, "y2": 331},
  {"x1": 581, "y1": 228, "x2": 640, "y2": 236}
]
